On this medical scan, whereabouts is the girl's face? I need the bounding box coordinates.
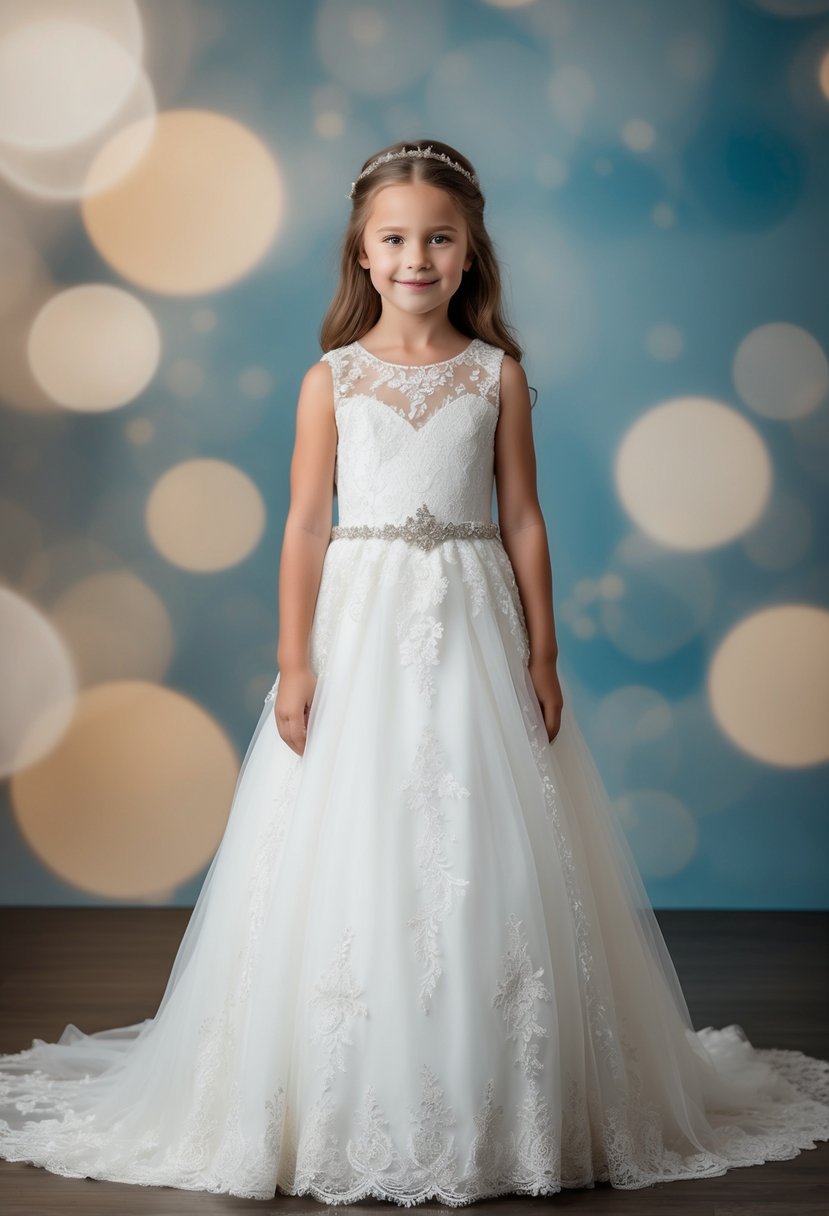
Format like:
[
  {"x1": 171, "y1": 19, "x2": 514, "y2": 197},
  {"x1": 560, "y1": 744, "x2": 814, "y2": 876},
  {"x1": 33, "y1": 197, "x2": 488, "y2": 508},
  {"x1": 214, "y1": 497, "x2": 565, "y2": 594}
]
[{"x1": 358, "y1": 181, "x2": 473, "y2": 320}]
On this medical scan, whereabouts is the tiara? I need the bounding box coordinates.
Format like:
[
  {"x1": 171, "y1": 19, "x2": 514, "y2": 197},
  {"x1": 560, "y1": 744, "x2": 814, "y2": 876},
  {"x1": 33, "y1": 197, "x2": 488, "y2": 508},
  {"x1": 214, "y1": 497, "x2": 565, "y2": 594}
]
[{"x1": 348, "y1": 144, "x2": 480, "y2": 199}]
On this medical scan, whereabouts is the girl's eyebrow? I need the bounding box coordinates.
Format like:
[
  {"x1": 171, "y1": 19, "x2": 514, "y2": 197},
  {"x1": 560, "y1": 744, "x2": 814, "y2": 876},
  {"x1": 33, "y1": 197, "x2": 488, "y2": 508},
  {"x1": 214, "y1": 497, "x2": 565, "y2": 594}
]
[{"x1": 374, "y1": 224, "x2": 459, "y2": 232}]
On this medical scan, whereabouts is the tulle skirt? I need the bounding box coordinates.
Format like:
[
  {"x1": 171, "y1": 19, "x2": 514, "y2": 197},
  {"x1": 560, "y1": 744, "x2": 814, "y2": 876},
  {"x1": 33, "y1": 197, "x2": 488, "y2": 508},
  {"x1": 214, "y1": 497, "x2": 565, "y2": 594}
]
[{"x1": 1, "y1": 535, "x2": 828, "y2": 1205}]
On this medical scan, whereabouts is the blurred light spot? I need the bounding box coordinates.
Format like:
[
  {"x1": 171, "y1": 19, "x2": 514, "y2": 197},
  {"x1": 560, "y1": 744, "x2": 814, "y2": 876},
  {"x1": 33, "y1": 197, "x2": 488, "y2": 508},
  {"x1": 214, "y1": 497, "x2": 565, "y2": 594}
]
[
  {"x1": 558, "y1": 597, "x2": 582, "y2": 626},
  {"x1": 622, "y1": 118, "x2": 656, "y2": 151},
  {"x1": 708, "y1": 604, "x2": 829, "y2": 767},
  {"x1": 49, "y1": 570, "x2": 174, "y2": 686},
  {"x1": 0, "y1": 28, "x2": 155, "y2": 201},
  {"x1": 821, "y1": 48, "x2": 829, "y2": 100},
  {"x1": 651, "y1": 202, "x2": 677, "y2": 229},
  {"x1": 574, "y1": 577, "x2": 599, "y2": 604},
  {"x1": 534, "y1": 152, "x2": 569, "y2": 189},
  {"x1": 317, "y1": 0, "x2": 445, "y2": 95},
  {"x1": 239, "y1": 366, "x2": 273, "y2": 399},
  {"x1": 572, "y1": 615, "x2": 597, "y2": 639},
  {"x1": 18, "y1": 534, "x2": 124, "y2": 602},
  {"x1": 146, "y1": 458, "x2": 266, "y2": 572},
  {"x1": 646, "y1": 322, "x2": 684, "y2": 360},
  {"x1": 601, "y1": 532, "x2": 716, "y2": 661},
  {"x1": 594, "y1": 685, "x2": 678, "y2": 789},
  {"x1": 125, "y1": 415, "x2": 155, "y2": 445},
  {"x1": 0, "y1": 9, "x2": 142, "y2": 150},
  {"x1": 28, "y1": 284, "x2": 160, "y2": 411},
  {"x1": 0, "y1": 207, "x2": 68, "y2": 416},
  {"x1": 83, "y1": 109, "x2": 283, "y2": 295},
  {"x1": 315, "y1": 110, "x2": 345, "y2": 139},
  {"x1": 741, "y1": 492, "x2": 813, "y2": 571},
  {"x1": 0, "y1": 587, "x2": 76, "y2": 777},
  {"x1": 614, "y1": 789, "x2": 698, "y2": 878},
  {"x1": 190, "y1": 306, "x2": 217, "y2": 333},
  {"x1": 0, "y1": 499, "x2": 42, "y2": 581},
  {"x1": 547, "y1": 64, "x2": 596, "y2": 136},
  {"x1": 10, "y1": 681, "x2": 239, "y2": 898},
  {"x1": 598, "y1": 572, "x2": 624, "y2": 599},
  {"x1": 615, "y1": 397, "x2": 772, "y2": 549},
  {"x1": 164, "y1": 358, "x2": 205, "y2": 399},
  {"x1": 733, "y1": 322, "x2": 828, "y2": 420}
]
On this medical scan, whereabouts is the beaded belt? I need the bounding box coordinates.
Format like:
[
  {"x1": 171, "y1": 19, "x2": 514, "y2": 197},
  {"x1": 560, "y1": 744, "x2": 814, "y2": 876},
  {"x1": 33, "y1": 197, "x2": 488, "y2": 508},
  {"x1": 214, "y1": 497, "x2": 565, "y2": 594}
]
[{"x1": 330, "y1": 502, "x2": 500, "y2": 551}]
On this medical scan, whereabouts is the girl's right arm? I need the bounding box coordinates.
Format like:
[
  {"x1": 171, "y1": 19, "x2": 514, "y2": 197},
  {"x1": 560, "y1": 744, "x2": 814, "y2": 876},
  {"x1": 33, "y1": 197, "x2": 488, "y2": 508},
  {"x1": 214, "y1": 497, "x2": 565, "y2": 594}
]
[{"x1": 275, "y1": 360, "x2": 337, "y2": 756}]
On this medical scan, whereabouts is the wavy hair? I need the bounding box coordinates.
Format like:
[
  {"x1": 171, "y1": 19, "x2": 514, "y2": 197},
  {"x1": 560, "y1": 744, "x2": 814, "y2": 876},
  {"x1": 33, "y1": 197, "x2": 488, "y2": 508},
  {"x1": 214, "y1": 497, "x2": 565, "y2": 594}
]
[{"x1": 319, "y1": 138, "x2": 537, "y2": 406}]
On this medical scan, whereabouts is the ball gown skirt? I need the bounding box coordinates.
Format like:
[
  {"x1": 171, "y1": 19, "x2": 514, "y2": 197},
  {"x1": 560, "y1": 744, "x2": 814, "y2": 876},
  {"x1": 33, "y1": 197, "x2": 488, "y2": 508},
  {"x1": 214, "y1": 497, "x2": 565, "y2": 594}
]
[{"x1": 1, "y1": 336, "x2": 827, "y2": 1204}]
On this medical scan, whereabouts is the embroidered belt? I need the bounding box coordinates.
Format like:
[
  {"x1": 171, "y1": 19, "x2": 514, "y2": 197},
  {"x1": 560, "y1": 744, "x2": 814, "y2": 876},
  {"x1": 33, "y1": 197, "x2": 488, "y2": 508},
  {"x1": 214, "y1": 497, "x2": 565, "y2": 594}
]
[{"x1": 330, "y1": 502, "x2": 500, "y2": 551}]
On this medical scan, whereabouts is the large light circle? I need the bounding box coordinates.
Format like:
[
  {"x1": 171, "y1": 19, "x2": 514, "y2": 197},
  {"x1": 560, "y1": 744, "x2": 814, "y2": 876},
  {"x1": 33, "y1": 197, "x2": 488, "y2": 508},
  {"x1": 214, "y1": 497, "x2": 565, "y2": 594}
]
[
  {"x1": 83, "y1": 109, "x2": 283, "y2": 295},
  {"x1": 733, "y1": 322, "x2": 828, "y2": 421},
  {"x1": 708, "y1": 604, "x2": 829, "y2": 767},
  {"x1": 28, "y1": 284, "x2": 160, "y2": 410},
  {"x1": 10, "y1": 680, "x2": 239, "y2": 898},
  {"x1": 615, "y1": 397, "x2": 772, "y2": 550},
  {"x1": 146, "y1": 458, "x2": 266, "y2": 572}
]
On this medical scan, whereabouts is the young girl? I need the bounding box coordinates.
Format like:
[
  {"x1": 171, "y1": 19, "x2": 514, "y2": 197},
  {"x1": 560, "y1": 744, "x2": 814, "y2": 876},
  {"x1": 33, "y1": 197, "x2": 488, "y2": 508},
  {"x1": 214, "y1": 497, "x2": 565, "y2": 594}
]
[{"x1": 0, "y1": 139, "x2": 827, "y2": 1207}]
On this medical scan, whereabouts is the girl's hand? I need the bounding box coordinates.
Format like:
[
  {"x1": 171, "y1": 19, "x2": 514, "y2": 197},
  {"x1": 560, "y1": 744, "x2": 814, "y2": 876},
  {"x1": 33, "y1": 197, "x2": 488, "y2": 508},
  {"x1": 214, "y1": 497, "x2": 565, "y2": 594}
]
[
  {"x1": 529, "y1": 656, "x2": 563, "y2": 743},
  {"x1": 275, "y1": 667, "x2": 317, "y2": 757}
]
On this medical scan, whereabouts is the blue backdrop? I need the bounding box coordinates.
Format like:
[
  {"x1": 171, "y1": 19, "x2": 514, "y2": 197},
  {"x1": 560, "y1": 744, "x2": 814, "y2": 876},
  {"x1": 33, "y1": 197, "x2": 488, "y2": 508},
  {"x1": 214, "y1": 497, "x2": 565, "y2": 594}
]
[{"x1": 0, "y1": 0, "x2": 826, "y2": 908}]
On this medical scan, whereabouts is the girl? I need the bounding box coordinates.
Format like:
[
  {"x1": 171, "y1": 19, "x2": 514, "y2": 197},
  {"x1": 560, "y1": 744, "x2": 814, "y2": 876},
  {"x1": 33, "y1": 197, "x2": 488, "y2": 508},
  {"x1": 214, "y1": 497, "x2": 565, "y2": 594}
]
[{"x1": 0, "y1": 139, "x2": 827, "y2": 1207}]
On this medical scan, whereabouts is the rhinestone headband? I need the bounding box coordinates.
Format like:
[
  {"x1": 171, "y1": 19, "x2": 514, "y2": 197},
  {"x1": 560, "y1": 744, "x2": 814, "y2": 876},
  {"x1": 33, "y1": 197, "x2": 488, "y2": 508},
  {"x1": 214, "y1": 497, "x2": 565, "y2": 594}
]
[{"x1": 347, "y1": 144, "x2": 480, "y2": 200}]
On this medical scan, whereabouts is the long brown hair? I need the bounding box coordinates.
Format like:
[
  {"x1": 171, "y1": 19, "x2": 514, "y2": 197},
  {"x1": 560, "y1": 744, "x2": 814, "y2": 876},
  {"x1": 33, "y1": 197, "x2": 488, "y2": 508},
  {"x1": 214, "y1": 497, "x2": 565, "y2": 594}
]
[{"x1": 319, "y1": 138, "x2": 536, "y2": 402}]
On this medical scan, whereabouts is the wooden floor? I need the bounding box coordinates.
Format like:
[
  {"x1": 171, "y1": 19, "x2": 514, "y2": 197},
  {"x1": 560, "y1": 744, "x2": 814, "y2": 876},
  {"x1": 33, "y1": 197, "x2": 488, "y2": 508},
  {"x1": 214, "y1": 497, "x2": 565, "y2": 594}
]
[{"x1": 0, "y1": 908, "x2": 827, "y2": 1215}]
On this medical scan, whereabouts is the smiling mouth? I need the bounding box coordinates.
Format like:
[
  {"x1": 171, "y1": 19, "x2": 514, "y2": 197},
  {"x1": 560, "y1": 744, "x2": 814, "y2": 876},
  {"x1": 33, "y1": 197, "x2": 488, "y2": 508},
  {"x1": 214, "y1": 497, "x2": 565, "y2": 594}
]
[{"x1": 397, "y1": 280, "x2": 437, "y2": 285}]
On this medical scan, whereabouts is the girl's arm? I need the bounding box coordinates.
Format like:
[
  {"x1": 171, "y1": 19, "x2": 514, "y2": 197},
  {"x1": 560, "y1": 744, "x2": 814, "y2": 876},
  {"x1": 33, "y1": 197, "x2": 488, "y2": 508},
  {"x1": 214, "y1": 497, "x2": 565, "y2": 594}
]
[
  {"x1": 275, "y1": 360, "x2": 337, "y2": 754},
  {"x1": 494, "y1": 356, "x2": 563, "y2": 740}
]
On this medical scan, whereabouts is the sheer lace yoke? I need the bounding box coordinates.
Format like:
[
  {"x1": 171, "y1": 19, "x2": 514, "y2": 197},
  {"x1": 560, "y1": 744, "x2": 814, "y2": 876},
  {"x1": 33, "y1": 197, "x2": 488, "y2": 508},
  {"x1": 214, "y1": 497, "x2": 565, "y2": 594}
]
[{"x1": 330, "y1": 338, "x2": 499, "y2": 431}]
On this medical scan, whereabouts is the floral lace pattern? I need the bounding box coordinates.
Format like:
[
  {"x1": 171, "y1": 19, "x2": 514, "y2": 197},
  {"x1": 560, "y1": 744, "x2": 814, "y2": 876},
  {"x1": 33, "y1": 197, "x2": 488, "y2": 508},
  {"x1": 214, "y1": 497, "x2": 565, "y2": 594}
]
[
  {"x1": 321, "y1": 340, "x2": 503, "y2": 530},
  {"x1": 404, "y1": 726, "x2": 471, "y2": 1012},
  {"x1": 309, "y1": 926, "x2": 369, "y2": 1092},
  {"x1": 492, "y1": 913, "x2": 553, "y2": 1080}
]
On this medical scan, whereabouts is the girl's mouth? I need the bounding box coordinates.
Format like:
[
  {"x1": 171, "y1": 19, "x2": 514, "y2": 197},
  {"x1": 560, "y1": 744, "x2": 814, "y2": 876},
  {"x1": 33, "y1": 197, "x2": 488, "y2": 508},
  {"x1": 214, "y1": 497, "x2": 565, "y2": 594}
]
[{"x1": 397, "y1": 280, "x2": 436, "y2": 290}]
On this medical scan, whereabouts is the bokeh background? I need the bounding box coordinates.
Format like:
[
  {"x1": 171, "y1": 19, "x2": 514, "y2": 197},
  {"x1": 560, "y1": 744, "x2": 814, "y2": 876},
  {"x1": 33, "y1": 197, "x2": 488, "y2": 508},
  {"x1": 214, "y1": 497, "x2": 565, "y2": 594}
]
[{"x1": 0, "y1": 0, "x2": 827, "y2": 909}]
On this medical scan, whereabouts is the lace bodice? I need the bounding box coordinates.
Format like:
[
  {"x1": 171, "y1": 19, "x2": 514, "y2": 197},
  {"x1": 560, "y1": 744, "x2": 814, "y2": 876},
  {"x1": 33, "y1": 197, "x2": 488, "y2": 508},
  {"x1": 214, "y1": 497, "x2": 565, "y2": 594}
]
[{"x1": 320, "y1": 338, "x2": 506, "y2": 527}]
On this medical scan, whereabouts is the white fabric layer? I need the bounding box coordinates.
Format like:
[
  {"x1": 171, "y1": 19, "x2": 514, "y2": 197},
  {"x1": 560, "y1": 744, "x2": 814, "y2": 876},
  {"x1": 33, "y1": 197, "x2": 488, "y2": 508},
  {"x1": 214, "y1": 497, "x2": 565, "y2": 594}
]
[{"x1": 1, "y1": 338, "x2": 827, "y2": 1206}]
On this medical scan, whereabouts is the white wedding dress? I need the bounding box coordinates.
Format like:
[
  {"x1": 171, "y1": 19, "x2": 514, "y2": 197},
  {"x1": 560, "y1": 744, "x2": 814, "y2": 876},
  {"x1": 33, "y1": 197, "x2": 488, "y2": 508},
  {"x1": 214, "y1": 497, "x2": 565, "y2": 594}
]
[{"x1": 1, "y1": 337, "x2": 828, "y2": 1206}]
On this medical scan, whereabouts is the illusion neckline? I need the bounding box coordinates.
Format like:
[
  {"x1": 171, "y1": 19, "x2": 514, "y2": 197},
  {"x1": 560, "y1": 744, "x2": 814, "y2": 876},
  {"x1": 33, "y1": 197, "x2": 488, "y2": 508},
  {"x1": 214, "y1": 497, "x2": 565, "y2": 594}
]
[{"x1": 354, "y1": 337, "x2": 479, "y2": 369}]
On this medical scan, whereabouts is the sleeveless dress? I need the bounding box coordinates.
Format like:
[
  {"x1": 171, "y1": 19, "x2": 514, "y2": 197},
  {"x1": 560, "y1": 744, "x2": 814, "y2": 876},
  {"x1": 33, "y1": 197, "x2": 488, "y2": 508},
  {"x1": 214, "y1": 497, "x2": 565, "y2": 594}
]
[{"x1": 0, "y1": 336, "x2": 827, "y2": 1206}]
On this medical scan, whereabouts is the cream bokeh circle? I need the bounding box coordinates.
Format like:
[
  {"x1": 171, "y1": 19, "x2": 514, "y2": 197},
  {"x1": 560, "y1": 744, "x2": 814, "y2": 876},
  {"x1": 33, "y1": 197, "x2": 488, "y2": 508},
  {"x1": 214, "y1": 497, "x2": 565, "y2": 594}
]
[
  {"x1": 49, "y1": 570, "x2": 175, "y2": 686},
  {"x1": 733, "y1": 322, "x2": 828, "y2": 421},
  {"x1": 82, "y1": 109, "x2": 283, "y2": 295},
  {"x1": 708, "y1": 604, "x2": 829, "y2": 767},
  {"x1": 0, "y1": 7, "x2": 143, "y2": 150},
  {"x1": 615, "y1": 397, "x2": 772, "y2": 549},
  {"x1": 0, "y1": 587, "x2": 77, "y2": 777},
  {"x1": 11, "y1": 680, "x2": 239, "y2": 898},
  {"x1": 146, "y1": 458, "x2": 266, "y2": 572},
  {"x1": 28, "y1": 284, "x2": 160, "y2": 410}
]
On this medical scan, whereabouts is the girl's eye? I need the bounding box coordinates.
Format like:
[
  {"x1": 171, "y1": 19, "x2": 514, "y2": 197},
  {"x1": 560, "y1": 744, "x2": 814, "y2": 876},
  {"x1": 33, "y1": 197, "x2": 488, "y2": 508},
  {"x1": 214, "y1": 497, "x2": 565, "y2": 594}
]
[{"x1": 383, "y1": 235, "x2": 449, "y2": 245}]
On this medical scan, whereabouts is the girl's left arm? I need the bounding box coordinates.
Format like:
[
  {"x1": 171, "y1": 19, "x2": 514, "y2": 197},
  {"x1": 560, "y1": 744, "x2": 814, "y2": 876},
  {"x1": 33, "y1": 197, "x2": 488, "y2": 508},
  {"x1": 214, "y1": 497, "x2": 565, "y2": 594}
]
[{"x1": 494, "y1": 355, "x2": 563, "y2": 740}]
